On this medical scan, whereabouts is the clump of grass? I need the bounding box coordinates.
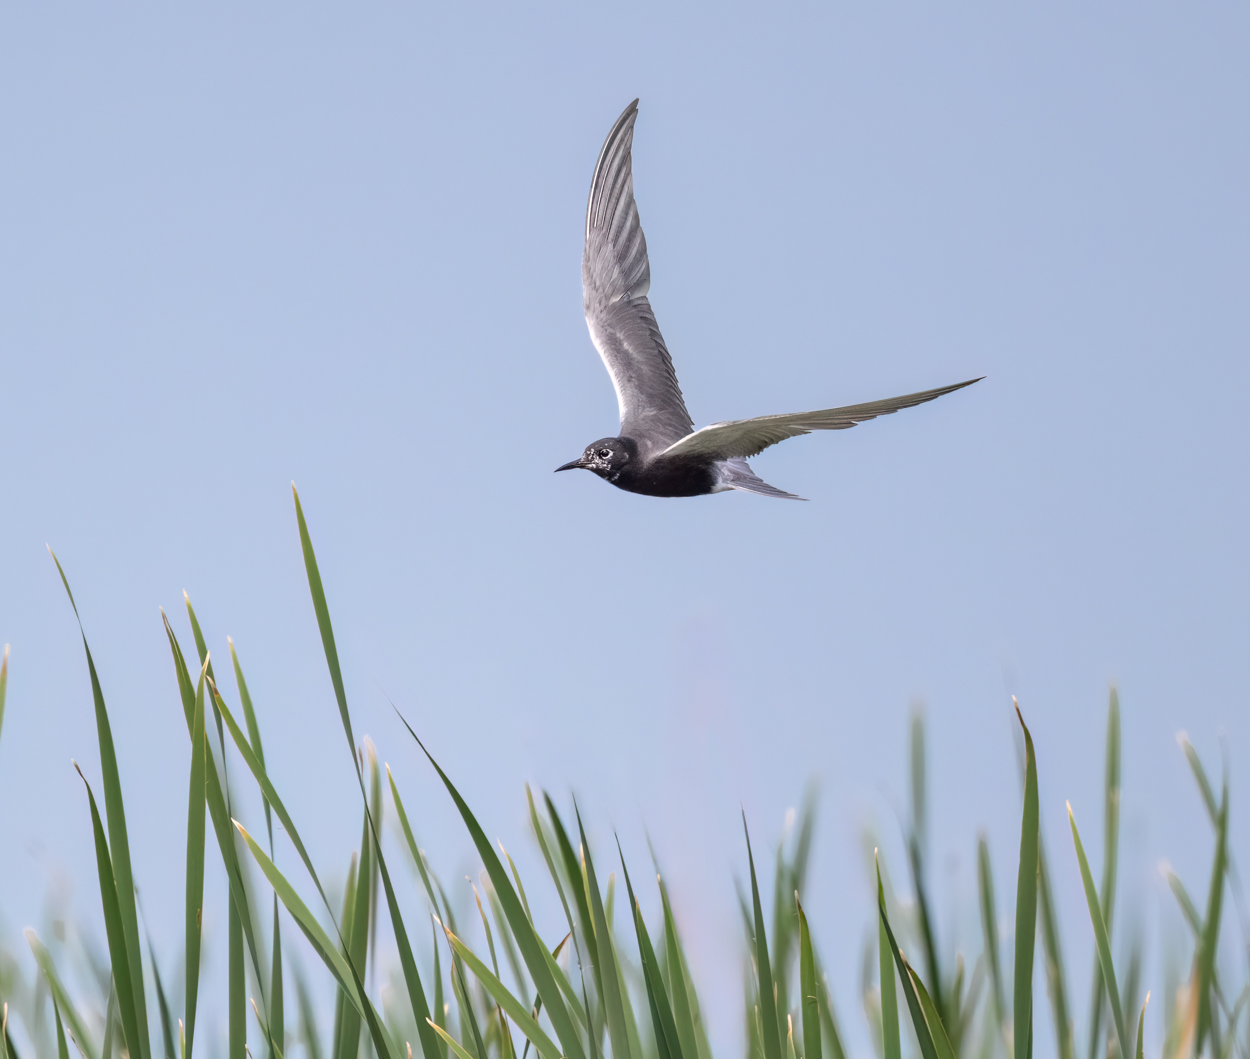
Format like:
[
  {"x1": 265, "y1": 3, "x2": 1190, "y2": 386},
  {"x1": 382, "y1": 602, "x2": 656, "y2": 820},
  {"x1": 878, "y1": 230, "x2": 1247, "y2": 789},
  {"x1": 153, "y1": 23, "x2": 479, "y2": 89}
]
[{"x1": 1, "y1": 489, "x2": 1246, "y2": 1059}]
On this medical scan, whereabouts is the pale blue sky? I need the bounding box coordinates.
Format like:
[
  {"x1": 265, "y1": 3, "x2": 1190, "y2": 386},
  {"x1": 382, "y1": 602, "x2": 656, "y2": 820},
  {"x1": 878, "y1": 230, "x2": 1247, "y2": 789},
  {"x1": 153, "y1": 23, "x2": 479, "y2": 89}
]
[{"x1": 0, "y1": 4, "x2": 1247, "y2": 1056}]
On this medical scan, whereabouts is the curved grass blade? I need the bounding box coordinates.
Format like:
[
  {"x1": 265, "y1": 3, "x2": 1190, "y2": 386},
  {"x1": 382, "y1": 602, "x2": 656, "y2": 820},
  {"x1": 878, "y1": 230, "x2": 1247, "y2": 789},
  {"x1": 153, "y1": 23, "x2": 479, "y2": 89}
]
[
  {"x1": 164, "y1": 619, "x2": 269, "y2": 1022},
  {"x1": 229, "y1": 899, "x2": 245, "y2": 1059},
  {"x1": 396, "y1": 713, "x2": 586, "y2": 1059},
  {"x1": 53, "y1": 995, "x2": 71, "y2": 1059},
  {"x1": 1013, "y1": 702, "x2": 1039, "y2": 1059},
  {"x1": 907, "y1": 965, "x2": 956, "y2": 1059},
  {"x1": 184, "y1": 658, "x2": 208, "y2": 1059},
  {"x1": 745, "y1": 816, "x2": 782, "y2": 1059},
  {"x1": 428, "y1": 1019, "x2": 479, "y2": 1059},
  {"x1": 270, "y1": 897, "x2": 285, "y2": 1059},
  {"x1": 875, "y1": 862, "x2": 910, "y2": 1059},
  {"x1": 234, "y1": 822, "x2": 365, "y2": 1020},
  {"x1": 1067, "y1": 803, "x2": 1128, "y2": 1059},
  {"x1": 1135, "y1": 994, "x2": 1148, "y2": 1059},
  {"x1": 292, "y1": 486, "x2": 356, "y2": 764},
  {"x1": 976, "y1": 835, "x2": 1005, "y2": 1035},
  {"x1": 1037, "y1": 838, "x2": 1074, "y2": 1059},
  {"x1": 619, "y1": 846, "x2": 684, "y2": 1059},
  {"x1": 441, "y1": 927, "x2": 562, "y2": 1059},
  {"x1": 1196, "y1": 786, "x2": 1229, "y2": 1057},
  {"x1": 52, "y1": 552, "x2": 150, "y2": 1059},
  {"x1": 796, "y1": 895, "x2": 821, "y2": 1059},
  {"x1": 1086, "y1": 691, "x2": 1120, "y2": 1059},
  {"x1": 228, "y1": 639, "x2": 274, "y2": 850},
  {"x1": 26, "y1": 930, "x2": 98, "y2": 1059},
  {"x1": 661, "y1": 878, "x2": 700, "y2": 1059},
  {"x1": 75, "y1": 765, "x2": 144, "y2": 1059}
]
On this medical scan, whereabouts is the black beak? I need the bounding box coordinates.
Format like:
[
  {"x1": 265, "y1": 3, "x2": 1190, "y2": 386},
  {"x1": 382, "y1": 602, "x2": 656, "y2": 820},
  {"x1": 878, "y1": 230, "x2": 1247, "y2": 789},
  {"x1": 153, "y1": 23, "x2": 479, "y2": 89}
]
[{"x1": 554, "y1": 459, "x2": 583, "y2": 473}]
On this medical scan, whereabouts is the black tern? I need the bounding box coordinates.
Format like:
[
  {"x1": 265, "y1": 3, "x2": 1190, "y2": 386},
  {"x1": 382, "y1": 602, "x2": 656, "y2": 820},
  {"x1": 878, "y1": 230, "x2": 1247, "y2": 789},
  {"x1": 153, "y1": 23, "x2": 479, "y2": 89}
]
[{"x1": 556, "y1": 100, "x2": 982, "y2": 500}]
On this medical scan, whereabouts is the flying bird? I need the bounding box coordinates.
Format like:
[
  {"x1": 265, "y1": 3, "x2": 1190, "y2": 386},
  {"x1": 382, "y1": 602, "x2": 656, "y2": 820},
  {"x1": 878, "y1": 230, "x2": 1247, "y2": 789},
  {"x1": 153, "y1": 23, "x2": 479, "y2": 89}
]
[{"x1": 556, "y1": 100, "x2": 981, "y2": 500}]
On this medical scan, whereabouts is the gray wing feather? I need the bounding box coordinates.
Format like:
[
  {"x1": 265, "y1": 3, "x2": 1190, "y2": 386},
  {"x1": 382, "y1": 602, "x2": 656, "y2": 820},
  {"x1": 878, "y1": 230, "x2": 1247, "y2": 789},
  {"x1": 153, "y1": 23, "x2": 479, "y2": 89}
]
[
  {"x1": 583, "y1": 100, "x2": 694, "y2": 451},
  {"x1": 660, "y1": 378, "x2": 983, "y2": 461}
]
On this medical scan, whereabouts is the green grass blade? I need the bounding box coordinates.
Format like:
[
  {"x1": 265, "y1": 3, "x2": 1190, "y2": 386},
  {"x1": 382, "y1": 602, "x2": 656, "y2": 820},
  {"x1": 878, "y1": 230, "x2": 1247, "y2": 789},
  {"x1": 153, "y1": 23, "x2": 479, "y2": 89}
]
[
  {"x1": 796, "y1": 896, "x2": 821, "y2": 1059},
  {"x1": 811, "y1": 955, "x2": 848, "y2": 1059},
  {"x1": 428, "y1": 1019, "x2": 480, "y2": 1059},
  {"x1": 1086, "y1": 690, "x2": 1121, "y2": 1059},
  {"x1": 543, "y1": 795, "x2": 598, "y2": 977},
  {"x1": 294, "y1": 966, "x2": 324, "y2": 1059},
  {"x1": 619, "y1": 847, "x2": 684, "y2": 1059},
  {"x1": 229, "y1": 897, "x2": 246, "y2": 1059},
  {"x1": 1013, "y1": 703, "x2": 1039, "y2": 1059},
  {"x1": 389, "y1": 766, "x2": 443, "y2": 911},
  {"x1": 877, "y1": 861, "x2": 932, "y2": 1059},
  {"x1": 1037, "y1": 839, "x2": 1074, "y2": 1059},
  {"x1": 27, "y1": 930, "x2": 99, "y2": 1059},
  {"x1": 745, "y1": 816, "x2": 783, "y2": 1059},
  {"x1": 229, "y1": 638, "x2": 274, "y2": 851},
  {"x1": 210, "y1": 683, "x2": 333, "y2": 914},
  {"x1": 660, "y1": 879, "x2": 700, "y2": 1059},
  {"x1": 75, "y1": 766, "x2": 144, "y2": 1059},
  {"x1": 53, "y1": 994, "x2": 71, "y2": 1059},
  {"x1": 1177, "y1": 733, "x2": 1219, "y2": 823},
  {"x1": 335, "y1": 809, "x2": 374, "y2": 1059},
  {"x1": 292, "y1": 486, "x2": 357, "y2": 768},
  {"x1": 1163, "y1": 868, "x2": 1203, "y2": 935},
  {"x1": 441, "y1": 928, "x2": 562, "y2": 1059},
  {"x1": 1067, "y1": 803, "x2": 1128, "y2": 1059},
  {"x1": 396, "y1": 713, "x2": 586, "y2": 1059},
  {"x1": 376, "y1": 837, "x2": 442, "y2": 1059},
  {"x1": 294, "y1": 967, "x2": 324, "y2": 1059},
  {"x1": 1135, "y1": 994, "x2": 1148, "y2": 1059},
  {"x1": 184, "y1": 659, "x2": 208, "y2": 1059},
  {"x1": 1197, "y1": 786, "x2": 1230, "y2": 1056},
  {"x1": 148, "y1": 941, "x2": 177, "y2": 1059},
  {"x1": 234, "y1": 823, "x2": 365, "y2": 1020},
  {"x1": 527, "y1": 789, "x2": 579, "y2": 947},
  {"x1": 52, "y1": 551, "x2": 150, "y2": 1059},
  {"x1": 977, "y1": 835, "x2": 1005, "y2": 1033},
  {"x1": 165, "y1": 618, "x2": 270, "y2": 1021},
  {"x1": 270, "y1": 898, "x2": 285, "y2": 1059},
  {"x1": 908, "y1": 967, "x2": 957, "y2": 1059}
]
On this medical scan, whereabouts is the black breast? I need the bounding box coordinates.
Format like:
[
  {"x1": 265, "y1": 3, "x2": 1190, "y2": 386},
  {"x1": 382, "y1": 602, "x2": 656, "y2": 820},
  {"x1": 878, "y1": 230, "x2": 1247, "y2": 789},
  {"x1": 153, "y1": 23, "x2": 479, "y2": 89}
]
[{"x1": 611, "y1": 453, "x2": 718, "y2": 498}]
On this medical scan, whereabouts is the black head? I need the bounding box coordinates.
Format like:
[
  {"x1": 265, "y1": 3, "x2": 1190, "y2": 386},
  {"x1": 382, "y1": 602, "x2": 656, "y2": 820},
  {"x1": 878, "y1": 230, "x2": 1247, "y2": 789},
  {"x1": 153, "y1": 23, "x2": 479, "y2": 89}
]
[{"x1": 555, "y1": 437, "x2": 634, "y2": 482}]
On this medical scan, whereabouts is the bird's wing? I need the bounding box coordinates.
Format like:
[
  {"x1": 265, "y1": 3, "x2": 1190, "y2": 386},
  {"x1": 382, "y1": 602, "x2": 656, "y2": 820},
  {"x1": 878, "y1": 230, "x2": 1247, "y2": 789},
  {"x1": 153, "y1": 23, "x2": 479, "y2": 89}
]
[
  {"x1": 658, "y1": 378, "x2": 983, "y2": 461},
  {"x1": 583, "y1": 100, "x2": 694, "y2": 452}
]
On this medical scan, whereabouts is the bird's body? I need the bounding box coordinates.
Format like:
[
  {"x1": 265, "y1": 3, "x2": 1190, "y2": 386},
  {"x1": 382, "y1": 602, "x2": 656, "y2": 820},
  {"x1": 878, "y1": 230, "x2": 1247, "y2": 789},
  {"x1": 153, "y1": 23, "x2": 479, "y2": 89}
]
[{"x1": 557, "y1": 100, "x2": 981, "y2": 500}]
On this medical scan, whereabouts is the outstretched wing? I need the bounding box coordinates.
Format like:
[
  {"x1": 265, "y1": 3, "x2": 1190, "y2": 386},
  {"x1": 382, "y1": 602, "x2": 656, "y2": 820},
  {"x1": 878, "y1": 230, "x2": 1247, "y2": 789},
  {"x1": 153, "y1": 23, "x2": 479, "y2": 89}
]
[
  {"x1": 583, "y1": 100, "x2": 694, "y2": 452},
  {"x1": 658, "y1": 378, "x2": 983, "y2": 462}
]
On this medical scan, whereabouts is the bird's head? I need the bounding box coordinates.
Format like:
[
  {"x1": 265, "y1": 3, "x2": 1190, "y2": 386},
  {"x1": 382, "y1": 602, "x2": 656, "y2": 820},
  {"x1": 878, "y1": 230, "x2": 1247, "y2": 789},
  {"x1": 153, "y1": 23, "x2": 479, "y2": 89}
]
[{"x1": 555, "y1": 438, "x2": 633, "y2": 481}]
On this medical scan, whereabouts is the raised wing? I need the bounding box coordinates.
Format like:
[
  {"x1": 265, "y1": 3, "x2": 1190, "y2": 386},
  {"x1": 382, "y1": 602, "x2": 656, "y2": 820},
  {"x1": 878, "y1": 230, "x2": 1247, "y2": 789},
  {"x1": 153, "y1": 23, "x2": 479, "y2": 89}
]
[
  {"x1": 659, "y1": 378, "x2": 983, "y2": 462},
  {"x1": 583, "y1": 100, "x2": 694, "y2": 452}
]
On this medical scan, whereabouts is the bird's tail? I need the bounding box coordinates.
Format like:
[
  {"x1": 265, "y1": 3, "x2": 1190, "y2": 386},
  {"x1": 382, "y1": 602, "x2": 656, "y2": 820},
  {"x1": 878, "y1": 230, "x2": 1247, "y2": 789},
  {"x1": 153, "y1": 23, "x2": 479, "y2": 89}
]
[{"x1": 718, "y1": 459, "x2": 806, "y2": 501}]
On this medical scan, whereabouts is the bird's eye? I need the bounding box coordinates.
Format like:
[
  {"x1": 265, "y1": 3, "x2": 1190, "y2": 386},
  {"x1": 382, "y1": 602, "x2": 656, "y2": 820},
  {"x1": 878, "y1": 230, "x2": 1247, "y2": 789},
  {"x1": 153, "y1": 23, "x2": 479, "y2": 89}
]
[{"x1": 598, "y1": 448, "x2": 611, "y2": 459}]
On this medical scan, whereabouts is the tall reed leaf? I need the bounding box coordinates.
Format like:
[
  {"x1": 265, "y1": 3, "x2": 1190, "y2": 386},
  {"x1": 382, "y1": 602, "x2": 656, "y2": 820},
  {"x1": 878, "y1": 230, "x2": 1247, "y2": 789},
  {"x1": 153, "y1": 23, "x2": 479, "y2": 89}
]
[
  {"x1": 441, "y1": 927, "x2": 561, "y2": 1059},
  {"x1": 876, "y1": 862, "x2": 937, "y2": 1059},
  {"x1": 1086, "y1": 691, "x2": 1120, "y2": 1059},
  {"x1": 26, "y1": 931, "x2": 98, "y2": 1059},
  {"x1": 52, "y1": 552, "x2": 150, "y2": 1059},
  {"x1": 796, "y1": 896, "x2": 820, "y2": 1059},
  {"x1": 745, "y1": 816, "x2": 783, "y2": 1059},
  {"x1": 620, "y1": 848, "x2": 684, "y2": 1059},
  {"x1": 1196, "y1": 785, "x2": 1229, "y2": 1057},
  {"x1": 977, "y1": 836, "x2": 1005, "y2": 1036},
  {"x1": 397, "y1": 711, "x2": 586, "y2": 1059},
  {"x1": 75, "y1": 766, "x2": 145, "y2": 1059},
  {"x1": 1067, "y1": 804, "x2": 1128, "y2": 1059},
  {"x1": 1013, "y1": 703, "x2": 1038, "y2": 1059},
  {"x1": 184, "y1": 657, "x2": 208, "y2": 1059}
]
